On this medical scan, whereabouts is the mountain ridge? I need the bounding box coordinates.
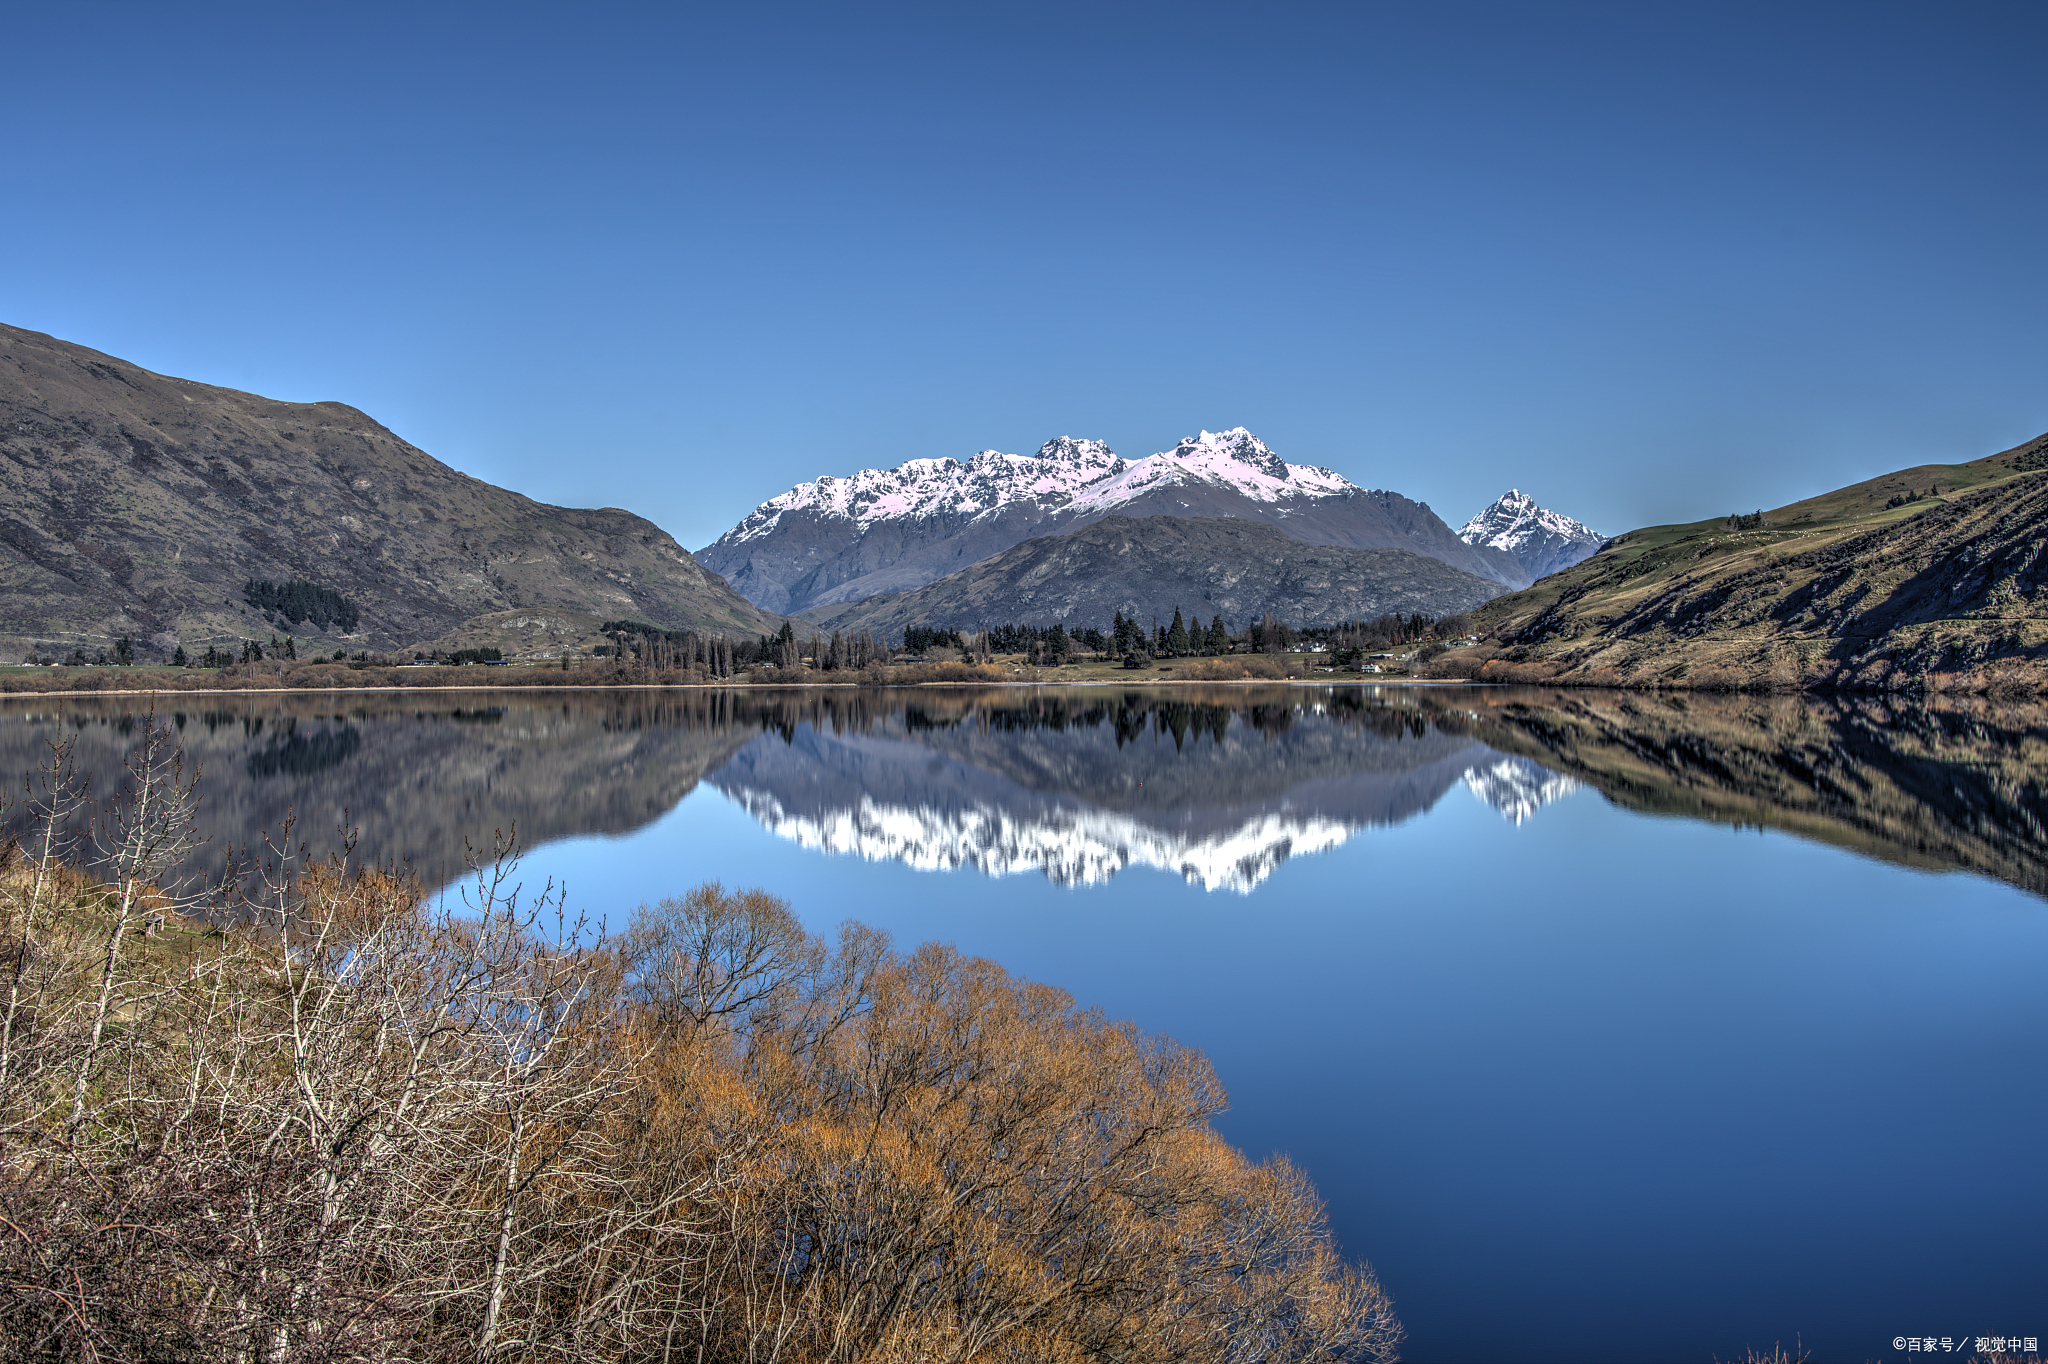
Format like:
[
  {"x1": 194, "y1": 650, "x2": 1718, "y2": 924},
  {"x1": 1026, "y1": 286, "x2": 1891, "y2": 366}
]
[
  {"x1": 698, "y1": 427, "x2": 1534, "y2": 614},
  {"x1": 0, "y1": 323, "x2": 782, "y2": 660}
]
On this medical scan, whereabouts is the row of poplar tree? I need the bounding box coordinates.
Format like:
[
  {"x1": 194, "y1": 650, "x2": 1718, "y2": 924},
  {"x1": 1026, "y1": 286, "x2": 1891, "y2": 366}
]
[
  {"x1": 601, "y1": 608, "x2": 1467, "y2": 675},
  {"x1": 602, "y1": 621, "x2": 889, "y2": 677}
]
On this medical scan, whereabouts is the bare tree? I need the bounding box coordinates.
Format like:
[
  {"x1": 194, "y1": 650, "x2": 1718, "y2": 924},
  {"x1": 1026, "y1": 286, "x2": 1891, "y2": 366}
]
[
  {"x1": 66, "y1": 707, "x2": 207, "y2": 1146},
  {"x1": 1, "y1": 759, "x2": 1405, "y2": 1364},
  {"x1": 0, "y1": 733, "x2": 89, "y2": 1099}
]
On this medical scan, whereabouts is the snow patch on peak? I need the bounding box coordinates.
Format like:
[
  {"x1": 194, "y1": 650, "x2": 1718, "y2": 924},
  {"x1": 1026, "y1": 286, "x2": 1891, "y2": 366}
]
[
  {"x1": 1066, "y1": 427, "x2": 1358, "y2": 514},
  {"x1": 708, "y1": 427, "x2": 1365, "y2": 550},
  {"x1": 709, "y1": 438, "x2": 1128, "y2": 546},
  {"x1": 1457, "y1": 490, "x2": 1600, "y2": 554},
  {"x1": 1036, "y1": 435, "x2": 1116, "y2": 464},
  {"x1": 1172, "y1": 427, "x2": 1289, "y2": 480}
]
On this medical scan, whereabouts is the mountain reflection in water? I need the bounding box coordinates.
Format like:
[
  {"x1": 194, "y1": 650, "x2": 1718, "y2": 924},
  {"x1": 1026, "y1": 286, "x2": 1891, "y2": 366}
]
[
  {"x1": 4, "y1": 684, "x2": 2040, "y2": 1364},
  {"x1": 0, "y1": 685, "x2": 2042, "y2": 900},
  {"x1": 709, "y1": 695, "x2": 1578, "y2": 890}
]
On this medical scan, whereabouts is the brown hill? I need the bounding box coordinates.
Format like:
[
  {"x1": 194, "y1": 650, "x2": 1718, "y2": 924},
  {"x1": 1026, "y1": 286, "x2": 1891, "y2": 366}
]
[
  {"x1": 1441, "y1": 431, "x2": 2048, "y2": 693},
  {"x1": 799, "y1": 514, "x2": 1505, "y2": 638},
  {"x1": 0, "y1": 323, "x2": 781, "y2": 661}
]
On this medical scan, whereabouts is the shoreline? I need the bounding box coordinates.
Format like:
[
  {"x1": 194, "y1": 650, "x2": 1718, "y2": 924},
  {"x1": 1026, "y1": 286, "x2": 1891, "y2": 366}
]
[
  {"x1": 0, "y1": 674, "x2": 2023, "y2": 699},
  {"x1": 0, "y1": 676, "x2": 1477, "y2": 698}
]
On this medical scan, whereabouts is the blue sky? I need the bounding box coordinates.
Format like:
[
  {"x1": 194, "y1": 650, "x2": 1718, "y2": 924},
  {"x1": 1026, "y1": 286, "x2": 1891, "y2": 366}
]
[{"x1": 6, "y1": 1, "x2": 2044, "y2": 547}]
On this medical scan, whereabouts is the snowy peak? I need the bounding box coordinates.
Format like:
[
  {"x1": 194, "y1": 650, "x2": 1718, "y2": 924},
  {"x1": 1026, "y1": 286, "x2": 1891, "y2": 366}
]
[
  {"x1": 1456, "y1": 490, "x2": 1604, "y2": 581},
  {"x1": 709, "y1": 427, "x2": 1359, "y2": 551},
  {"x1": 1173, "y1": 427, "x2": 1290, "y2": 480},
  {"x1": 709, "y1": 436, "x2": 1128, "y2": 547},
  {"x1": 1036, "y1": 435, "x2": 1116, "y2": 465},
  {"x1": 1066, "y1": 428, "x2": 1358, "y2": 514},
  {"x1": 1458, "y1": 489, "x2": 1598, "y2": 552}
]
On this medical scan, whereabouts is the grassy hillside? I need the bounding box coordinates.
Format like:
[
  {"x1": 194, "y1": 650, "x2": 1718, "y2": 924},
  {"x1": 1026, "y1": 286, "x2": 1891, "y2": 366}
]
[
  {"x1": 1442, "y1": 431, "x2": 2048, "y2": 693},
  {"x1": 0, "y1": 323, "x2": 783, "y2": 662}
]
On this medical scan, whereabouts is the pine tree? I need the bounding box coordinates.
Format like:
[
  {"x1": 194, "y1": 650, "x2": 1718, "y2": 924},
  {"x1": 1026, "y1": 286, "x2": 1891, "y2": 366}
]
[
  {"x1": 171, "y1": 645, "x2": 188, "y2": 667},
  {"x1": 1165, "y1": 608, "x2": 1190, "y2": 657},
  {"x1": 1209, "y1": 615, "x2": 1228, "y2": 654}
]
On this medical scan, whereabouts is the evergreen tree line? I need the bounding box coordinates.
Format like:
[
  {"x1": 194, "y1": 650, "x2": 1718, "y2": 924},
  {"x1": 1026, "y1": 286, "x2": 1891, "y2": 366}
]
[
  {"x1": 904, "y1": 611, "x2": 1232, "y2": 664},
  {"x1": 898, "y1": 607, "x2": 1470, "y2": 669},
  {"x1": 242, "y1": 578, "x2": 361, "y2": 632},
  {"x1": 1323, "y1": 612, "x2": 1466, "y2": 655}
]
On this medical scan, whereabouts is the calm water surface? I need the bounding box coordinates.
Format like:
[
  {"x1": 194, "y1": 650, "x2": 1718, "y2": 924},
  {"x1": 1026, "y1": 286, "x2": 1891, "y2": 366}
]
[{"x1": 5, "y1": 684, "x2": 2043, "y2": 1364}]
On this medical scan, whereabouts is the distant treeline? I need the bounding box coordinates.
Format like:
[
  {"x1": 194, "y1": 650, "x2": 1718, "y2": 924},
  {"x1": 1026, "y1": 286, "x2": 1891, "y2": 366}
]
[
  {"x1": 901, "y1": 609, "x2": 1471, "y2": 667},
  {"x1": 242, "y1": 578, "x2": 360, "y2": 632},
  {"x1": 600, "y1": 620, "x2": 889, "y2": 677},
  {"x1": 414, "y1": 646, "x2": 503, "y2": 666}
]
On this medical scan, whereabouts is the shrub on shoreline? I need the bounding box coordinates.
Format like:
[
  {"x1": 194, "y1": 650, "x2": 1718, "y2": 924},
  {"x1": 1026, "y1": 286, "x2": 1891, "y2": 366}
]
[{"x1": 0, "y1": 721, "x2": 1403, "y2": 1362}]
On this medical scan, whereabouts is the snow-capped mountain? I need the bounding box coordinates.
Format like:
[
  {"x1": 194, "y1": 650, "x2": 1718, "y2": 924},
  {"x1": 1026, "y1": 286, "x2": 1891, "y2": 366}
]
[
  {"x1": 697, "y1": 428, "x2": 1530, "y2": 615},
  {"x1": 1457, "y1": 490, "x2": 1605, "y2": 582},
  {"x1": 714, "y1": 436, "x2": 1129, "y2": 541},
  {"x1": 1061, "y1": 428, "x2": 1357, "y2": 514}
]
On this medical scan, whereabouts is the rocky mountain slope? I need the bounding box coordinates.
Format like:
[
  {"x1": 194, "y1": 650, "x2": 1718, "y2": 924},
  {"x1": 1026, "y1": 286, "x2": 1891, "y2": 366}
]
[
  {"x1": 0, "y1": 323, "x2": 781, "y2": 660},
  {"x1": 698, "y1": 428, "x2": 1531, "y2": 614},
  {"x1": 1458, "y1": 490, "x2": 1604, "y2": 581},
  {"x1": 1445, "y1": 431, "x2": 2048, "y2": 692},
  {"x1": 799, "y1": 515, "x2": 1506, "y2": 638}
]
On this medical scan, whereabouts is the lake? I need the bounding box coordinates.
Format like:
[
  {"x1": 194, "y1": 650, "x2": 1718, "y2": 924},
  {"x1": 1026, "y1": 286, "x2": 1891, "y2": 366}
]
[{"x1": 4, "y1": 684, "x2": 2042, "y2": 1364}]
